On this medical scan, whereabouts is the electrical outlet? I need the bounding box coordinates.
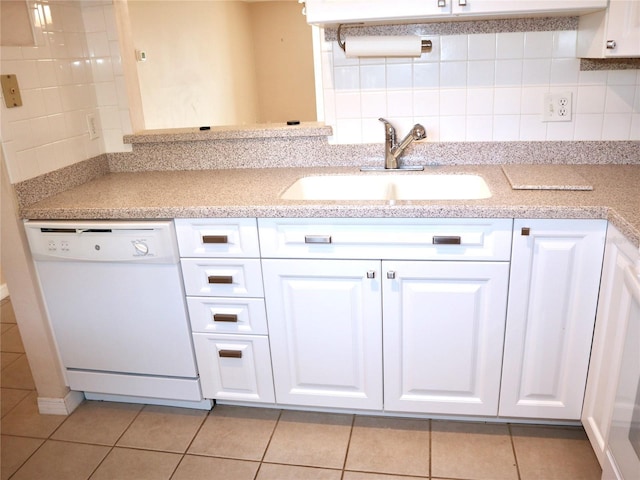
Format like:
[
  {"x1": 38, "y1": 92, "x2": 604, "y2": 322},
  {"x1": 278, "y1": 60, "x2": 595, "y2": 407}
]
[
  {"x1": 543, "y1": 92, "x2": 572, "y2": 122},
  {"x1": 86, "y1": 114, "x2": 100, "y2": 140}
]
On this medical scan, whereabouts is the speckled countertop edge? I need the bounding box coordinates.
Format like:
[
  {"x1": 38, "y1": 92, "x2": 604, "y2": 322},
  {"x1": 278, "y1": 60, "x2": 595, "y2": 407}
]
[
  {"x1": 20, "y1": 165, "x2": 640, "y2": 249},
  {"x1": 123, "y1": 123, "x2": 333, "y2": 144}
]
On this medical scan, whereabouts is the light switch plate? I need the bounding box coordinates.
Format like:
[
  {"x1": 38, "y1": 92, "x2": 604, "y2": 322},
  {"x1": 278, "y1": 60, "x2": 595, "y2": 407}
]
[{"x1": 1, "y1": 74, "x2": 23, "y2": 108}]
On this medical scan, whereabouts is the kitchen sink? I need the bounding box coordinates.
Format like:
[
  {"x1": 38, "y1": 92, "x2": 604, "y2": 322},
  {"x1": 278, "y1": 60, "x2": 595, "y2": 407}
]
[{"x1": 280, "y1": 174, "x2": 492, "y2": 201}]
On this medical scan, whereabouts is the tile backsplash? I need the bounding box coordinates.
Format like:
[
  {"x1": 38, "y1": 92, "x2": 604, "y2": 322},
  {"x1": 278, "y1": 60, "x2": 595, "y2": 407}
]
[
  {"x1": 0, "y1": 0, "x2": 131, "y2": 183},
  {"x1": 320, "y1": 29, "x2": 640, "y2": 144}
]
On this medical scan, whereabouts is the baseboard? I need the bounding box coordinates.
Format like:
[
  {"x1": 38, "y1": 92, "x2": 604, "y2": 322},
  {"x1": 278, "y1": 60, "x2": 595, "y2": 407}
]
[
  {"x1": 0, "y1": 284, "x2": 9, "y2": 300},
  {"x1": 37, "y1": 390, "x2": 85, "y2": 415}
]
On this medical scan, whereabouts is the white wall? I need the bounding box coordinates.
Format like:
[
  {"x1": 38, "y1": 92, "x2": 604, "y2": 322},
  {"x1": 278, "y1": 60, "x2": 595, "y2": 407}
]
[
  {"x1": 0, "y1": 0, "x2": 131, "y2": 183},
  {"x1": 319, "y1": 30, "x2": 640, "y2": 144}
]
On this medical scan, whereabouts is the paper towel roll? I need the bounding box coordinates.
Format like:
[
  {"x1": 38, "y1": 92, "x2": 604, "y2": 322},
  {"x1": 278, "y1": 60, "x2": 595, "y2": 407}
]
[{"x1": 344, "y1": 35, "x2": 423, "y2": 58}]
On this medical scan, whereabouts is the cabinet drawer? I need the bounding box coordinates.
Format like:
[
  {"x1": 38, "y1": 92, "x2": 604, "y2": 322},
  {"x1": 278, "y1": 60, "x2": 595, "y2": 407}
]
[
  {"x1": 175, "y1": 218, "x2": 260, "y2": 258},
  {"x1": 258, "y1": 218, "x2": 513, "y2": 261},
  {"x1": 193, "y1": 333, "x2": 275, "y2": 403},
  {"x1": 187, "y1": 297, "x2": 268, "y2": 335},
  {"x1": 181, "y1": 258, "x2": 264, "y2": 297}
]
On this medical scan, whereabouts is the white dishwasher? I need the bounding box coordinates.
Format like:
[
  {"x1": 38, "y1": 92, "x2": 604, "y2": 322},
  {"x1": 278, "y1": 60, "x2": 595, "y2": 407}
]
[{"x1": 25, "y1": 220, "x2": 211, "y2": 409}]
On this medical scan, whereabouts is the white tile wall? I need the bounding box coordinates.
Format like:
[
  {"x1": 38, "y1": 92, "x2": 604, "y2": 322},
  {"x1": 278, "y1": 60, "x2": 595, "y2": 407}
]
[
  {"x1": 0, "y1": 0, "x2": 131, "y2": 183},
  {"x1": 320, "y1": 30, "x2": 640, "y2": 144}
]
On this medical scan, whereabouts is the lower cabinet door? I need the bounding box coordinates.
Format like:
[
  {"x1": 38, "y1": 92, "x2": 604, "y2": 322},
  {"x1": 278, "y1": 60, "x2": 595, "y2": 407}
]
[
  {"x1": 192, "y1": 333, "x2": 275, "y2": 403},
  {"x1": 262, "y1": 259, "x2": 383, "y2": 410},
  {"x1": 383, "y1": 260, "x2": 510, "y2": 416},
  {"x1": 500, "y1": 219, "x2": 606, "y2": 419}
]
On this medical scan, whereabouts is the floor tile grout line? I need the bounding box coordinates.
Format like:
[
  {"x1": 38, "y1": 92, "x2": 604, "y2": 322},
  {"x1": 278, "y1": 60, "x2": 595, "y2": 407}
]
[
  {"x1": 508, "y1": 423, "x2": 523, "y2": 480},
  {"x1": 339, "y1": 413, "x2": 357, "y2": 480},
  {"x1": 0, "y1": 386, "x2": 34, "y2": 419},
  {"x1": 175, "y1": 400, "x2": 212, "y2": 455},
  {"x1": 5, "y1": 434, "x2": 47, "y2": 480},
  {"x1": 0, "y1": 352, "x2": 26, "y2": 371},
  {"x1": 252, "y1": 408, "x2": 284, "y2": 480}
]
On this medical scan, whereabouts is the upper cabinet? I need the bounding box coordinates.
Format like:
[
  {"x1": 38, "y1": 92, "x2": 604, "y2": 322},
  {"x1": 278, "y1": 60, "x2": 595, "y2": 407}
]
[
  {"x1": 577, "y1": 0, "x2": 640, "y2": 58},
  {"x1": 303, "y1": 0, "x2": 607, "y2": 26}
]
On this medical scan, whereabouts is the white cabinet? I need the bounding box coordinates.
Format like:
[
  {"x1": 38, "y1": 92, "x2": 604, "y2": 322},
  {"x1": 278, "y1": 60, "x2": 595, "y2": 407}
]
[
  {"x1": 578, "y1": 0, "x2": 640, "y2": 58},
  {"x1": 582, "y1": 224, "x2": 640, "y2": 465},
  {"x1": 304, "y1": 0, "x2": 606, "y2": 25},
  {"x1": 383, "y1": 260, "x2": 509, "y2": 416},
  {"x1": 259, "y1": 218, "x2": 512, "y2": 413},
  {"x1": 499, "y1": 219, "x2": 607, "y2": 420},
  {"x1": 176, "y1": 218, "x2": 275, "y2": 404},
  {"x1": 262, "y1": 258, "x2": 383, "y2": 410}
]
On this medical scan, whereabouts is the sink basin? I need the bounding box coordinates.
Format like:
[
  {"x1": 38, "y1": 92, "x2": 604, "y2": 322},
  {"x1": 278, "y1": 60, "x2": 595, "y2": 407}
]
[{"x1": 280, "y1": 174, "x2": 492, "y2": 201}]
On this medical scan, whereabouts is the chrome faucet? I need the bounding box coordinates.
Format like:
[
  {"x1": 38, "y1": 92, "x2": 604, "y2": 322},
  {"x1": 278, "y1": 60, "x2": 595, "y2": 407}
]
[{"x1": 379, "y1": 118, "x2": 427, "y2": 169}]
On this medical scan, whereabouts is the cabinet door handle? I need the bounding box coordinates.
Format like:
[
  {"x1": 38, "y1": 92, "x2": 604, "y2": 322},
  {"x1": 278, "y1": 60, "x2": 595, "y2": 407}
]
[
  {"x1": 305, "y1": 235, "x2": 332, "y2": 244},
  {"x1": 433, "y1": 236, "x2": 461, "y2": 245},
  {"x1": 438, "y1": 0, "x2": 446, "y2": 6},
  {"x1": 218, "y1": 350, "x2": 242, "y2": 358},
  {"x1": 202, "y1": 235, "x2": 228, "y2": 244},
  {"x1": 387, "y1": 271, "x2": 396, "y2": 279},
  {"x1": 208, "y1": 275, "x2": 233, "y2": 284},
  {"x1": 521, "y1": 227, "x2": 531, "y2": 236},
  {"x1": 459, "y1": 0, "x2": 467, "y2": 5},
  {"x1": 213, "y1": 313, "x2": 238, "y2": 322},
  {"x1": 606, "y1": 40, "x2": 616, "y2": 49},
  {"x1": 367, "y1": 270, "x2": 376, "y2": 279}
]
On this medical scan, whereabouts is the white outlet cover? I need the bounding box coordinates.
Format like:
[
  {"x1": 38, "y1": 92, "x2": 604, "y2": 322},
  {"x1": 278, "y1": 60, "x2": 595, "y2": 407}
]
[
  {"x1": 86, "y1": 114, "x2": 100, "y2": 140},
  {"x1": 543, "y1": 92, "x2": 572, "y2": 122}
]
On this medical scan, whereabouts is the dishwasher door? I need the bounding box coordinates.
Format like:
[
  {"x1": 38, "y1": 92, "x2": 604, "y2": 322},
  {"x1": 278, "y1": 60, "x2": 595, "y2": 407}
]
[{"x1": 35, "y1": 260, "x2": 197, "y2": 378}]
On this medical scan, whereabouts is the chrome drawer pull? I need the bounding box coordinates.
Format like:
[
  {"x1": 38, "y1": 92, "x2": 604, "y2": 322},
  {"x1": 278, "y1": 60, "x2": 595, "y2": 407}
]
[
  {"x1": 202, "y1": 235, "x2": 228, "y2": 244},
  {"x1": 213, "y1": 313, "x2": 238, "y2": 323},
  {"x1": 433, "y1": 236, "x2": 461, "y2": 245},
  {"x1": 218, "y1": 350, "x2": 242, "y2": 358},
  {"x1": 208, "y1": 275, "x2": 233, "y2": 284},
  {"x1": 305, "y1": 235, "x2": 332, "y2": 244}
]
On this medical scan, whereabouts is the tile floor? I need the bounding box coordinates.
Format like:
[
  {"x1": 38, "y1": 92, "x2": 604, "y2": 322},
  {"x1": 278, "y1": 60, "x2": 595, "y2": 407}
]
[{"x1": 1, "y1": 297, "x2": 603, "y2": 480}]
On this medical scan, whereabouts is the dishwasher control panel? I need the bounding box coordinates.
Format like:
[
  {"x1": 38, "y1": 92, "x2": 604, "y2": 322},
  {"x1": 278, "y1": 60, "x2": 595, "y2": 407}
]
[{"x1": 24, "y1": 220, "x2": 180, "y2": 264}]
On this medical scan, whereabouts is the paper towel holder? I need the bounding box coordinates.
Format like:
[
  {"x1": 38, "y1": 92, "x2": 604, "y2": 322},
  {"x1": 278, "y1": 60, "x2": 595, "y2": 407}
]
[{"x1": 337, "y1": 23, "x2": 432, "y2": 56}]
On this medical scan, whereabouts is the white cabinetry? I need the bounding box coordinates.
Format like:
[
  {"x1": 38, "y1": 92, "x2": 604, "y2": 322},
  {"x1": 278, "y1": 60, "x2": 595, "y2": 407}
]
[
  {"x1": 583, "y1": 224, "x2": 640, "y2": 465},
  {"x1": 499, "y1": 219, "x2": 607, "y2": 420},
  {"x1": 578, "y1": 0, "x2": 640, "y2": 58},
  {"x1": 259, "y1": 217, "x2": 513, "y2": 413},
  {"x1": 304, "y1": 0, "x2": 606, "y2": 26},
  {"x1": 176, "y1": 218, "x2": 275, "y2": 404},
  {"x1": 383, "y1": 260, "x2": 509, "y2": 416}
]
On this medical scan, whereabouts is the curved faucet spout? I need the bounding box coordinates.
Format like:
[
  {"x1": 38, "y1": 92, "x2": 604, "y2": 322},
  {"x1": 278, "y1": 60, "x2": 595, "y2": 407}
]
[{"x1": 378, "y1": 118, "x2": 427, "y2": 169}]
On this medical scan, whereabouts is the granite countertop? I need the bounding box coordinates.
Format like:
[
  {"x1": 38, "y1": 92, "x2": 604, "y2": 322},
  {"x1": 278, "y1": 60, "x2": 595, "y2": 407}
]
[{"x1": 20, "y1": 164, "x2": 640, "y2": 248}]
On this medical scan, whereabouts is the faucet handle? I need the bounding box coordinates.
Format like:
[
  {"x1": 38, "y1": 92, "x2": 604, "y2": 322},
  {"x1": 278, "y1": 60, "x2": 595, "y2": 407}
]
[
  {"x1": 412, "y1": 124, "x2": 427, "y2": 140},
  {"x1": 379, "y1": 118, "x2": 396, "y2": 140},
  {"x1": 379, "y1": 117, "x2": 394, "y2": 130}
]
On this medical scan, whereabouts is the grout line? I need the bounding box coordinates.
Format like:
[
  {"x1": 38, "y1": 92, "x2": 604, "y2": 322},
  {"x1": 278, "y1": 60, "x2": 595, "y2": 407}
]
[
  {"x1": 252, "y1": 407, "x2": 283, "y2": 480},
  {"x1": 169, "y1": 399, "x2": 214, "y2": 480},
  {"x1": 3, "y1": 434, "x2": 47, "y2": 479},
  {"x1": 339, "y1": 413, "x2": 357, "y2": 479},
  {"x1": 508, "y1": 423, "x2": 523, "y2": 480}
]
